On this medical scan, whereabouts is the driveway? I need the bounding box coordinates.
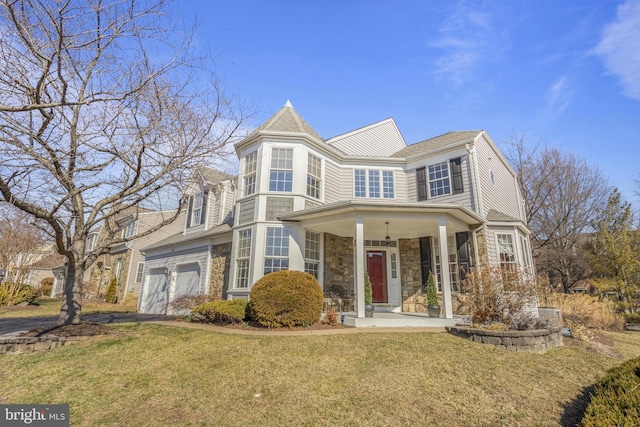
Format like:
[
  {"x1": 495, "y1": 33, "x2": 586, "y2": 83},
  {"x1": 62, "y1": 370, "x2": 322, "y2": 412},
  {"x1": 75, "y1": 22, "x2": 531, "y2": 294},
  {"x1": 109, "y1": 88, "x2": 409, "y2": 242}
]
[{"x1": 0, "y1": 313, "x2": 175, "y2": 336}]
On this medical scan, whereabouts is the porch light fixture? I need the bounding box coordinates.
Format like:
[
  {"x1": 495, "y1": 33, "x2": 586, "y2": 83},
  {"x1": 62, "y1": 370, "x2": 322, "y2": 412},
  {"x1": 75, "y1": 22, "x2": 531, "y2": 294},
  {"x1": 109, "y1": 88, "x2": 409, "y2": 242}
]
[{"x1": 385, "y1": 222, "x2": 391, "y2": 246}]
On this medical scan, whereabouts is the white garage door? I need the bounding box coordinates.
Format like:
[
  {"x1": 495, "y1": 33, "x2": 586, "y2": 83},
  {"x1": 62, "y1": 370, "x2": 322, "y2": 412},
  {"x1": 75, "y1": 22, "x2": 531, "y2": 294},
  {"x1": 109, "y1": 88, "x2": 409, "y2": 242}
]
[
  {"x1": 142, "y1": 268, "x2": 168, "y2": 314},
  {"x1": 171, "y1": 263, "x2": 201, "y2": 314}
]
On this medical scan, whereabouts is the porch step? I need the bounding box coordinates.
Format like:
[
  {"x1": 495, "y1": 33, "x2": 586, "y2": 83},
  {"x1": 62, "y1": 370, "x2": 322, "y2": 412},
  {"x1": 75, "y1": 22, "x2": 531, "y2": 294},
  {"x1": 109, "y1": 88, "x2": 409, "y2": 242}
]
[{"x1": 341, "y1": 313, "x2": 468, "y2": 328}]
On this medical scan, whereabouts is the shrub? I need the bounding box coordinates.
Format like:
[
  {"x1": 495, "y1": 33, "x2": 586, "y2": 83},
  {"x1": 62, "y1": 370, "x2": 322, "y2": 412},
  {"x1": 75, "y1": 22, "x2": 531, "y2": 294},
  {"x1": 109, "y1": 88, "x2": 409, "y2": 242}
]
[
  {"x1": 105, "y1": 277, "x2": 117, "y2": 304},
  {"x1": 192, "y1": 300, "x2": 248, "y2": 324},
  {"x1": 425, "y1": 271, "x2": 438, "y2": 306},
  {"x1": 364, "y1": 272, "x2": 373, "y2": 305},
  {"x1": 461, "y1": 266, "x2": 538, "y2": 329},
  {"x1": 168, "y1": 294, "x2": 220, "y2": 313},
  {"x1": 249, "y1": 270, "x2": 324, "y2": 328},
  {"x1": 545, "y1": 293, "x2": 625, "y2": 331},
  {"x1": 625, "y1": 312, "x2": 640, "y2": 325},
  {"x1": 582, "y1": 356, "x2": 640, "y2": 426},
  {"x1": 0, "y1": 282, "x2": 38, "y2": 306},
  {"x1": 39, "y1": 277, "x2": 54, "y2": 297},
  {"x1": 322, "y1": 307, "x2": 339, "y2": 325}
]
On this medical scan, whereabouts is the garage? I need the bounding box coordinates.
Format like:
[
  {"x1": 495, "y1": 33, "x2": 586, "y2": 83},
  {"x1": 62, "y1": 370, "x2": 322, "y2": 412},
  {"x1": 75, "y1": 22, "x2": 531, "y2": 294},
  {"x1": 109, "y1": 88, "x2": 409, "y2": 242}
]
[
  {"x1": 142, "y1": 268, "x2": 168, "y2": 314},
  {"x1": 170, "y1": 263, "x2": 201, "y2": 314}
]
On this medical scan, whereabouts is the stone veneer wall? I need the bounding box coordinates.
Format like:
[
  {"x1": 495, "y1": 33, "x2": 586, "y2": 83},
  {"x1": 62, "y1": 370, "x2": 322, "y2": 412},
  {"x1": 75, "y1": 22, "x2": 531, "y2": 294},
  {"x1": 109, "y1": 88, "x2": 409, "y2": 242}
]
[
  {"x1": 475, "y1": 228, "x2": 488, "y2": 267},
  {"x1": 399, "y1": 238, "x2": 427, "y2": 313},
  {"x1": 323, "y1": 233, "x2": 354, "y2": 294},
  {"x1": 446, "y1": 326, "x2": 563, "y2": 354},
  {"x1": 210, "y1": 243, "x2": 232, "y2": 299}
]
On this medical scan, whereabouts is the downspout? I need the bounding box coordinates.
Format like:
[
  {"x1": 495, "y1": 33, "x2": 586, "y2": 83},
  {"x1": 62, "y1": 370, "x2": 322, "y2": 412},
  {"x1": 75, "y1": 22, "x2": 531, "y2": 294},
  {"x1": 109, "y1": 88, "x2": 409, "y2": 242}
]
[{"x1": 466, "y1": 143, "x2": 484, "y2": 217}]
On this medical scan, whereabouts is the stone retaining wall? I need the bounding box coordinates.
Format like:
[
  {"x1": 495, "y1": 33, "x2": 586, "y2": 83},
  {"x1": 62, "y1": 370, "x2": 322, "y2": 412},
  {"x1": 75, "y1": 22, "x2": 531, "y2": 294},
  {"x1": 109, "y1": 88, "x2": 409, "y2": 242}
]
[
  {"x1": 0, "y1": 335, "x2": 80, "y2": 355},
  {"x1": 446, "y1": 326, "x2": 563, "y2": 354}
]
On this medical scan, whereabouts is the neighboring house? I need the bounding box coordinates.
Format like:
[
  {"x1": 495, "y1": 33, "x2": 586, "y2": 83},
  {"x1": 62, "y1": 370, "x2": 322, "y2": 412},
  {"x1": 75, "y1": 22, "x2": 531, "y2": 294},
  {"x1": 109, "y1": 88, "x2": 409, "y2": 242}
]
[
  {"x1": 26, "y1": 251, "x2": 66, "y2": 289},
  {"x1": 139, "y1": 101, "x2": 534, "y2": 319}
]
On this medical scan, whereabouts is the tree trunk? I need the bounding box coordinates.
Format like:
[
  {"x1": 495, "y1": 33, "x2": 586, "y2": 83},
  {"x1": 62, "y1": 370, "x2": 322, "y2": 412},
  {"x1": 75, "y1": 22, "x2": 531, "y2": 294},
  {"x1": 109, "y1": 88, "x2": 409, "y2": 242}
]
[{"x1": 57, "y1": 257, "x2": 84, "y2": 325}]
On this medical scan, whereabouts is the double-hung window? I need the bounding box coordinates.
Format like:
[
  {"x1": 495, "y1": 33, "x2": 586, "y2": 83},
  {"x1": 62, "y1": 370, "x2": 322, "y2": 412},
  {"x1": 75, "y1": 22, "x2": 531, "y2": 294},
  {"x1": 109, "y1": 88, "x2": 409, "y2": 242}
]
[
  {"x1": 306, "y1": 154, "x2": 322, "y2": 199},
  {"x1": 244, "y1": 151, "x2": 257, "y2": 196},
  {"x1": 354, "y1": 169, "x2": 394, "y2": 199},
  {"x1": 135, "y1": 262, "x2": 144, "y2": 283},
  {"x1": 122, "y1": 220, "x2": 136, "y2": 238},
  {"x1": 269, "y1": 148, "x2": 293, "y2": 192},
  {"x1": 417, "y1": 157, "x2": 464, "y2": 200},
  {"x1": 433, "y1": 236, "x2": 460, "y2": 292},
  {"x1": 264, "y1": 227, "x2": 289, "y2": 274},
  {"x1": 497, "y1": 233, "x2": 517, "y2": 270},
  {"x1": 428, "y1": 162, "x2": 451, "y2": 197},
  {"x1": 304, "y1": 231, "x2": 321, "y2": 278},
  {"x1": 187, "y1": 190, "x2": 207, "y2": 228},
  {"x1": 235, "y1": 228, "x2": 252, "y2": 288}
]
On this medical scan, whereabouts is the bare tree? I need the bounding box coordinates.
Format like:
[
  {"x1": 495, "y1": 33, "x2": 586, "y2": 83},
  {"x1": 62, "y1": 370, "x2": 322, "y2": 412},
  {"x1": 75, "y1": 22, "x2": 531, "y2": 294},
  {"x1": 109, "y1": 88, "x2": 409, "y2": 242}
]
[
  {"x1": 505, "y1": 133, "x2": 610, "y2": 292},
  {"x1": 0, "y1": 204, "x2": 47, "y2": 285},
  {"x1": 0, "y1": 0, "x2": 248, "y2": 324}
]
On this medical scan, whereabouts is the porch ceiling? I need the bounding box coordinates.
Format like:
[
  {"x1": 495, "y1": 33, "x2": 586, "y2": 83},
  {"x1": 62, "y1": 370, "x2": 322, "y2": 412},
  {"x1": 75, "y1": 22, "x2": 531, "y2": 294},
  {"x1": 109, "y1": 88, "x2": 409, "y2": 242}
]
[{"x1": 279, "y1": 201, "x2": 484, "y2": 239}]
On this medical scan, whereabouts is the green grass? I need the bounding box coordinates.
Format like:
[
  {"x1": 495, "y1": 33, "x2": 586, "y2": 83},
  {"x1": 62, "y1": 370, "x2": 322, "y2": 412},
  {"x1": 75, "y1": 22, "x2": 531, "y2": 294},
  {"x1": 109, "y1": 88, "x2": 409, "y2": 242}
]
[
  {"x1": 0, "y1": 298, "x2": 137, "y2": 318},
  {"x1": 2, "y1": 324, "x2": 639, "y2": 426}
]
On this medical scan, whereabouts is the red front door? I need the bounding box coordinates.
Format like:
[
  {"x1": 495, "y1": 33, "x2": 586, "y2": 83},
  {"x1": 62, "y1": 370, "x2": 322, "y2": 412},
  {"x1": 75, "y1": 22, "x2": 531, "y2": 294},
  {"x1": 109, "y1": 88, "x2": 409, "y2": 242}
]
[{"x1": 367, "y1": 251, "x2": 388, "y2": 303}]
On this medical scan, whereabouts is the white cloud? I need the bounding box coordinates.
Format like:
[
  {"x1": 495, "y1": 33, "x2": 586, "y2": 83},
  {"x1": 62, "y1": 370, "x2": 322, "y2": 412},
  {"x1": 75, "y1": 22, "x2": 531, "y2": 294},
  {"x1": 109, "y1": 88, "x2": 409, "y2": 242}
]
[
  {"x1": 594, "y1": 0, "x2": 640, "y2": 100},
  {"x1": 545, "y1": 77, "x2": 571, "y2": 119},
  {"x1": 430, "y1": 2, "x2": 508, "y2": 86}
]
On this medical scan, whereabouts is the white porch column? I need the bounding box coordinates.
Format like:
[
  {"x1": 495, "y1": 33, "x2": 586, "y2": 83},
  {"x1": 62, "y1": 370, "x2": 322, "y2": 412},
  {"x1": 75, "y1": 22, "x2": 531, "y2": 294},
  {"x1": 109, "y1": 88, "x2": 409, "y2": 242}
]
[
  {"x1": 438, "y1": 217, "x2": 454, "y2": 319},
  {"x1": 355, "y1": 216, "x2": 365, "y2": 318}
]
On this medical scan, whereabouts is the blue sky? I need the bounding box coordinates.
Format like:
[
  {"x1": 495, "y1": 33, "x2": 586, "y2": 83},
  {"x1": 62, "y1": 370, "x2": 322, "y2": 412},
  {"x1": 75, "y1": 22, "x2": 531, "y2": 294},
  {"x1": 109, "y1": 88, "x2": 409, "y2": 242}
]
[{"x1": 181, "y1": 0, "x2": 640, "y2": 205}]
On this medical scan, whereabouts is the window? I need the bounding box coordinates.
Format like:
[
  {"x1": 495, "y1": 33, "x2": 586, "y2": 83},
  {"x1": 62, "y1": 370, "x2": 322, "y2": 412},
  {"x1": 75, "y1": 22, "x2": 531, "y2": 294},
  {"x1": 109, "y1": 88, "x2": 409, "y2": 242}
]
[
  {"x1": 428, "y1": 162, "x2": 451, "y2": 197},
  {"x1": 244, "y1": 151, "x2": 257, "y2": 196},
  {"x1": 304, "y1": 231, "x2": 321, "y2": 278},
  {"x1": 135, "y1": 262, "x2": 144, "y2": 283},
  {"x1": 86, "y1": 234, "x2": 96, "y2": 252},
  {"x1": 519, "y1": 235, "x2": 532, "y2": 269},
  {"x1": 269, "y1": 148, "x2": 293, "y2": 192},
  {"x1": 354, "y1": 169, "x2": 395, "y2": 199},
  {"x1": 497, "y1": 233, "x2": 517, "y2": 270},
  {"x1": 390, "y1": 252, "x2": 397, "y2": 279},
  {"x1": 306, "y1": 154, "x2": 322, "y2": 199},
  {"x1": 187, "y1": 190, "x2": 207, "y2": 228},
  {"x1": 235, "y1": 228, "x2": 252, "y2": 288},
  {"x1": 264, "y1": 227, "x2": 289, "y2": 274},
  {"x1": 433, "y1": 236, "x2": 460, "y2": 292},
  {"x1": 354, "y1": 169, "x2": 366, "y2": 197},
  {"x1": 121, "y1": 220, "x2": 136, "y2": 238}
]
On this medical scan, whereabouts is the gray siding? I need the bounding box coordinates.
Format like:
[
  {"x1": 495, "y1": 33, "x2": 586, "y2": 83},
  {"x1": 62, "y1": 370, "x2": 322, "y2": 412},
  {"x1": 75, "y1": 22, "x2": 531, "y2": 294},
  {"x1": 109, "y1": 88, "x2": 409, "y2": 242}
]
[
  {"x1": 324, "y1": 160, "x2": 341, "y2": 204},
  {"x1": 475, "y1": 136, "x2": 522, "y2": 220}
]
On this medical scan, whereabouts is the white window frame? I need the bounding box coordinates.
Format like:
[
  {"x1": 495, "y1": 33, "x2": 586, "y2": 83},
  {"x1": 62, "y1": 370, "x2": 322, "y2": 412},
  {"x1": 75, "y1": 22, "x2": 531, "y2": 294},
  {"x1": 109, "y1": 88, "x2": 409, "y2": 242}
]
[
  {"x1": 434, "y1": 236, "x2": 460, "y2": 292},
  {"x1": 304, "y1": 231, "x2": 321, "y2": 278},
  {"x1": 306, "y1": 153, "x2": 322, "y2": 199},
  {"x1": 235, "y1": 228, "x2": 252, "y2": 288},
  {"x1": 121, "y1": 220, "x2": 136, "y2": 239},
  {"x1": 496, "y1": 233, "x2": 517, "y2": 270},
  {"x1": 135, "y1": 262, "x2": 144, "y2": 283},
  {"x1": 244, "y1": 151, "x2": 258, "y2": 196},
  {"x1": 191, "y1": 192, "x2": 203, "y2": 227},
  {"x1": 428, "y1": 161, "x2": 451, "y2": 198},
  {"x1": 519, "y1": 234, "x2": 532, "y2": 269},
  {"x1": 269, "y1": 148, "x2": 293, "y2": 192},
  {"x1": 353, "y1": 169, "x2": 395, "y2": 199},
  {"x1": 86, "y1": 234, "x2": 97, "y2": 252},
  {"x1": 264, "y1": 227, "x2": 290, "y2": 274}
]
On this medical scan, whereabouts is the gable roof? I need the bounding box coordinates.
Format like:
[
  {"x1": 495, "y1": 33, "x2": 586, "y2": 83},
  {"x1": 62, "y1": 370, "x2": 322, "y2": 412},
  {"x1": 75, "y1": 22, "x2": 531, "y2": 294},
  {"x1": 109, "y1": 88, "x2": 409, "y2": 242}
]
[
  {"x1": 326, "y1": 118, "x2": 406, "y2": 157},
  {"x1": 486, "y1": 209, "x2": 520, "y2": 222},
  {"x1": 197, "y1": 166, "x2": 235, "y2": 184},
  {"x1": 248, "y1": 100, "x2": 323, "y2": 142},
  {"x1": 390, "y1": 131, "x2": 481, "y2": 158}
]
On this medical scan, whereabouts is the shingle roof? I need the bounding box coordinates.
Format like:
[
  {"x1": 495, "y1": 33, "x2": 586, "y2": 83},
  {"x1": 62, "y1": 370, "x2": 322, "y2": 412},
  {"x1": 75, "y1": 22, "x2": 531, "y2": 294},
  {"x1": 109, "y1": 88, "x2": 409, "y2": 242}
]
[
  {"x1": 143, "y1": 222, "x2": 233, "y2": 252},
  {"x1": 197, "y1": 166, "x2": 235, "y2": 184},
  {"x1": 32, "y1": 253, "x2": 65, "y2": 269},
  {"x1": 390, "y1": 131, "x2": 482, "y2": 158},
  {"x1": 248, "y1": 101, "x2": 323, "y2": 142}
]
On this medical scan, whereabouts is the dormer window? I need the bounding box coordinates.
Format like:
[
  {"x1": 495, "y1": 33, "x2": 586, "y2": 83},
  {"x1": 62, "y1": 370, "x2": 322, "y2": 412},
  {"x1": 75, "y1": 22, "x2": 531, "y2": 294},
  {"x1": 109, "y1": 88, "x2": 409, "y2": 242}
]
[
  {"x1": 269, "y1": 148, "x2": 293, "y2": 192},
  {"x1": 121, "y1": 220, "x2": 136, "y2": 238},
  {"x1": 187, "y1": 190, "x2": 208, "y2": 228}
]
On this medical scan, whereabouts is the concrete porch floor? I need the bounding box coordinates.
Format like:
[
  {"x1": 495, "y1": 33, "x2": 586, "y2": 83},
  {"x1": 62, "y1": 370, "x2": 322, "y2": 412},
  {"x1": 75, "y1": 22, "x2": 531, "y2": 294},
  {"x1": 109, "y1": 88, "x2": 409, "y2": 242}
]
[{"x1": 338, "y1": 311, "x2": 472, "y2": 328}]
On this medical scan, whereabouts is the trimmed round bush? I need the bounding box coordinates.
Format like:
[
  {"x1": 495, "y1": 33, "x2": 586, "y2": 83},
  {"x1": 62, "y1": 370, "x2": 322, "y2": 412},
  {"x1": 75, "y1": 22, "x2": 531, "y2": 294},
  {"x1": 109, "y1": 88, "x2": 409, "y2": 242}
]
[
  {"x1": 249, "y1": 270, "x2": 324, "y2": 328},
  {"x1": 0, "y1": 283, "x2": 38, "y2": 306}
]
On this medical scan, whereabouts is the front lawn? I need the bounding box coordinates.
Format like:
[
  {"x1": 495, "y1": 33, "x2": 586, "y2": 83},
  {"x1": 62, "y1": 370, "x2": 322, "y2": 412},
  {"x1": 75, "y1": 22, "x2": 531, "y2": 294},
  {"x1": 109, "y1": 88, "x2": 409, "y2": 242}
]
[
  {"x1": 2, "y1": 323, "x2": 639, "y2": 426},
  {"x1": 0, "y1": 298, "x2": 137, "y2": 319}
]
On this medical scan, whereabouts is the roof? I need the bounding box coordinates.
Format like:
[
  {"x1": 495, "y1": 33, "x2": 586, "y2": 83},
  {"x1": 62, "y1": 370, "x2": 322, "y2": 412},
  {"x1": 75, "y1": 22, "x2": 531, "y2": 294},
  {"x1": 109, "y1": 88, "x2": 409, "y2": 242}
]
[
  {"x1": 390, "y1": 131, "x2": 481, "y2": 158},
  {"x1": 486, "y1": 209, "x2": 521, "y2": 222},
  {"x1": 32, "y1": 253, "x2": 65, "y2": 269},
  {"x1": 197, "y1": 166, "x2": 235, "y2": 184},
  {"x1": 244, "y1": 101, "x2": 323, "y2": 142},
  {"x1": 142, "y1": 222, "x2": 233, "y2": 252}
]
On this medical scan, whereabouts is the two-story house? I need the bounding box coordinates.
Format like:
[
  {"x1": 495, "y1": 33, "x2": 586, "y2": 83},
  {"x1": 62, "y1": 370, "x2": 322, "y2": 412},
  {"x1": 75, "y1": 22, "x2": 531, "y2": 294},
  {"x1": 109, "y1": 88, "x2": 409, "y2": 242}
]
[{"x1": 139, "y1": 101, "x2": 534, "y2": 321}]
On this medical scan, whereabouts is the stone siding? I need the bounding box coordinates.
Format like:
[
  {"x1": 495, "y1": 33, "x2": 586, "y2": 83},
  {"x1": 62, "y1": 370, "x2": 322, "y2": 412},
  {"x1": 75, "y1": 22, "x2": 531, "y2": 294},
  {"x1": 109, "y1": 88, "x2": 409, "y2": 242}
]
[
  {"x1": 399, "y1": 238, "x2": 427, "y2": 313},
  {"x1": 446, "y1": 326, "x2": 563, "y2": 354},
  {"x1": 476, "y1": 228, "x2": 488, "y2": 267},
  {"x1": 210, "y1": 243, "x2": 232, "y2": 299},
  {"x1": 323, "y1": 234, "x2": 354, "y2": 294}
]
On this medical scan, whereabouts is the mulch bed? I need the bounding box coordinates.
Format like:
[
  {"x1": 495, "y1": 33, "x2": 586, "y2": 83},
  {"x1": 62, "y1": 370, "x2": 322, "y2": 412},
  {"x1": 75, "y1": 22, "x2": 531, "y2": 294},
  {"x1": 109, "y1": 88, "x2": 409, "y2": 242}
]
[{"x1": 21, "y1": 322, "x2": 113, "y2": 338}]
